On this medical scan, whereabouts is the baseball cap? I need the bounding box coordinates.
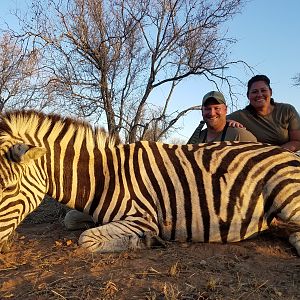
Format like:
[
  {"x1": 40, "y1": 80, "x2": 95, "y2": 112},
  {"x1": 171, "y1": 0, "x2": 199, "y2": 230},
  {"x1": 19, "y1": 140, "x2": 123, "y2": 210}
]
[{"x1": 202, "y1": 91, "x2": 226, "y2": 106}]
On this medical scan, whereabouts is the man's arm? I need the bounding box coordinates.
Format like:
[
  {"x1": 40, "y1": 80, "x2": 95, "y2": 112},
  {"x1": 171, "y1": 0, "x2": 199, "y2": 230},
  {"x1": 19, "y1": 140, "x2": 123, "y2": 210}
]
[{"x1": 237, "y1": 128, "x2": 257, "y2": 142}]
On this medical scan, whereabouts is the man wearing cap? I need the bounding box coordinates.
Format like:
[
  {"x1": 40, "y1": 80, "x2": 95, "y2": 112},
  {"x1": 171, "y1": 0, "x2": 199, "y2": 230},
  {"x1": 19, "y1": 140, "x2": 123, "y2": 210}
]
[{"x1": 188, "y1": 91, "x2": 257, "y2": 143}]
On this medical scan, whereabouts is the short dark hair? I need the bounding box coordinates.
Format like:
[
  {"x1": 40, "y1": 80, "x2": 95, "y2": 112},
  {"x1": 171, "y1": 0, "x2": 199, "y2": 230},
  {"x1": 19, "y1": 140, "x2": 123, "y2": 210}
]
[{"x1": 247, "y1": 75, "x2": 271, "y2": 96}]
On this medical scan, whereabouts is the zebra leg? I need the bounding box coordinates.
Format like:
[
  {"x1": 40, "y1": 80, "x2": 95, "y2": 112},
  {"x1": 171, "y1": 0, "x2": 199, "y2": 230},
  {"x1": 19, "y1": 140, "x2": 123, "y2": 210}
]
[
  {"x1": 78, "y1": 220, "x2": 164, "y2": 253},
  {"x1": 64, "y1": 210, "x2": 96, "y2": 230}
]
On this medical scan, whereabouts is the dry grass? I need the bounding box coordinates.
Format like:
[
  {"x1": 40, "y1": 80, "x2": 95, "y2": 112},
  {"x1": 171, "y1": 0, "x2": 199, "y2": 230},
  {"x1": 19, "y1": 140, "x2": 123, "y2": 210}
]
[{"x1": 0, "y1": 199, "x2": 299, "y2": 300}]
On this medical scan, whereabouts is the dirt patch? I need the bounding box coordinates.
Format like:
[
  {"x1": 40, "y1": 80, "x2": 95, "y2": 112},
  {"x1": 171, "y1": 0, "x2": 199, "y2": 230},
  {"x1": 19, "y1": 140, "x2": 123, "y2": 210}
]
[{"x1": 0, "y1": 198, "x2": 299, "y2": 300}]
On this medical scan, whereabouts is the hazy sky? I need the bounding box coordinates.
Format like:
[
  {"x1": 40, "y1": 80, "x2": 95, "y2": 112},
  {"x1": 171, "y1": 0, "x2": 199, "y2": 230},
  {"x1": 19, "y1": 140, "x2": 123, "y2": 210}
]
[{"x1": 1, "y1": 0, "x2": 299, "y2": 142}]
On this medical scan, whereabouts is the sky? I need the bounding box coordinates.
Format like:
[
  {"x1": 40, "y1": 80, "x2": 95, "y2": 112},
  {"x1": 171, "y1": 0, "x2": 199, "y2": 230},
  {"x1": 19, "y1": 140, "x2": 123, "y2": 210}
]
[
  {"x1": 169, "y1": 0, "x2": 300, "y2": 142},
  {"x1": 0, "y1": 0, "x2": 300, "y2": 143}
]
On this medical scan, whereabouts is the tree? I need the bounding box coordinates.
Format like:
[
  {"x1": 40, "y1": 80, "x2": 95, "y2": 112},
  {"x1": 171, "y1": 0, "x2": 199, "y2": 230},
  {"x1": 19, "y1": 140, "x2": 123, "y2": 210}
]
[
  {"x1": 16, "y1": 0, "x2": 248, "y2": 142},
  {"x1": 292, "y1": 73, "x2": 300, "y2": 86},
  {"x1": 0, "y1": 32, "x2": 51, "y2": 112}
]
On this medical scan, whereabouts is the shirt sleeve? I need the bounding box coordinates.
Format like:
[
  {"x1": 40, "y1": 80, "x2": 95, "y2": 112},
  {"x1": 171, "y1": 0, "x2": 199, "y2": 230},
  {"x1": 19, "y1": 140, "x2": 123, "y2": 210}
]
[
  {"x1": 227, "y1": 110, "x2": 246, "y2": 124},
  {"x1": 237, "y1": 128, "x2": 257, "y2": 142},
  {"x1": 287, "y1": 105, "x2": 300, "y2": 131}
]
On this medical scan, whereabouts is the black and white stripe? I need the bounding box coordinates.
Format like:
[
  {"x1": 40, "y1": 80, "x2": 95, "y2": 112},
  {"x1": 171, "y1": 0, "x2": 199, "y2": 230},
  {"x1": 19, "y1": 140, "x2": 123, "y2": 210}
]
[{"x1": 0, "y1": 110, "x2": 300, "y2": 255}]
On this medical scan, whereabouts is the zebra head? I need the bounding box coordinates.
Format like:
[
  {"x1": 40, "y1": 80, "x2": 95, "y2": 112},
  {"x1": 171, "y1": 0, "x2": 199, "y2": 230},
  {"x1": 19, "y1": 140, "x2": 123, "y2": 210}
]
[{"x1": 0, "y1": 143, "x2": 47, "y2": 253}]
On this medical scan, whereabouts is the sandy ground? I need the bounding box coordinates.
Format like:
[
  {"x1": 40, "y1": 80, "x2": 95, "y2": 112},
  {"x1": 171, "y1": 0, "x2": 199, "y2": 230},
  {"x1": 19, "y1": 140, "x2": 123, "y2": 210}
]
[{"x1": 0, "y1": 198, "x2": 299, "y2": 300}]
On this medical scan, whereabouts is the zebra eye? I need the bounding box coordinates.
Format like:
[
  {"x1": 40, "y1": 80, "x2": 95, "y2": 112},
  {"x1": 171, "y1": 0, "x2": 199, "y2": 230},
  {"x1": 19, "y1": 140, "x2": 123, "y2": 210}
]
[{"x1": 3, "y1": 185, "x2": 16, "y2": 193}]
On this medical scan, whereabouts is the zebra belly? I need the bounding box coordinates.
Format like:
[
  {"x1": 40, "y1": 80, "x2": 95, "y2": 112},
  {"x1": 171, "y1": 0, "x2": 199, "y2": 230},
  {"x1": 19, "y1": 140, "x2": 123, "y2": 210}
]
[{"x1": 159, "y1": 203, "x2": 269, "y2": 243}]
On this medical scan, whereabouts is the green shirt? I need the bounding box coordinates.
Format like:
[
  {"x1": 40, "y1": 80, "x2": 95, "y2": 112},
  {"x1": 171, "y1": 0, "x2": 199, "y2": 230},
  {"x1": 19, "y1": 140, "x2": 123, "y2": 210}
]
[
  {"x1": 187, "y1": 123, "x2": 257, "y2": 144},
  {"x1": 228, "y1": 102, "x2": 300, "y2": 145}
]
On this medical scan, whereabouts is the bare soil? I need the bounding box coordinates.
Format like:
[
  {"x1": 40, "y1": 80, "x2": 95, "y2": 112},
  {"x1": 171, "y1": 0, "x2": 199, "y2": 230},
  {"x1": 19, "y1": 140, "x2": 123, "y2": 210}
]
[{"x1": 0, "y1": 198, "x2": 299, "y2": 300}]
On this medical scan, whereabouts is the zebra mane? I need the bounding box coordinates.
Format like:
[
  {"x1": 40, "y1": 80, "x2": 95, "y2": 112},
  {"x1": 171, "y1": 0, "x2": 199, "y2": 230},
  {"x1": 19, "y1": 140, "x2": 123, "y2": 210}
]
[{"x1": 0, "y1": 110, "x2": 116, "y2": 148}]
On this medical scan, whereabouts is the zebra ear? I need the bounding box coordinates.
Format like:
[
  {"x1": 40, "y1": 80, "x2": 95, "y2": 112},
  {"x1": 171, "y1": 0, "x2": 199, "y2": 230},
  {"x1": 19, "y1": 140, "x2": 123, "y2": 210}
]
[{"x1": 10, "y1": 144, "x2": 46, "y2": 164}]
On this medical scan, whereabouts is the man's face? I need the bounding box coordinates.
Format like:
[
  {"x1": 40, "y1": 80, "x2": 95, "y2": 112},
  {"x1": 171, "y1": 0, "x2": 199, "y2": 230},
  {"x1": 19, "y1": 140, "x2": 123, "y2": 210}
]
[{"x1": 202, "y1": 100, "x2": 227, "y2": 129}]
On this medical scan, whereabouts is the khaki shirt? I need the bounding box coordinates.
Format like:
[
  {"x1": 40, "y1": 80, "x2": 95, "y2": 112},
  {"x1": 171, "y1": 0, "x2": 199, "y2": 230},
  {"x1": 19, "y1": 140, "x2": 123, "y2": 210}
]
[
  {"x1": 228, "y1": 102, "x2": 300, "y2": 145},
  {"x1": 188, "y1": 123, "x2": 257, "y2": 144}
]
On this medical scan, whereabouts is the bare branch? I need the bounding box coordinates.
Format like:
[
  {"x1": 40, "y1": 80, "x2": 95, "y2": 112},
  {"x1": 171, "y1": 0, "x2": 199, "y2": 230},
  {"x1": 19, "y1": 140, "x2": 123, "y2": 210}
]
[{"x1": 11, "y1": 0, "x2": 250, "y2": 142}]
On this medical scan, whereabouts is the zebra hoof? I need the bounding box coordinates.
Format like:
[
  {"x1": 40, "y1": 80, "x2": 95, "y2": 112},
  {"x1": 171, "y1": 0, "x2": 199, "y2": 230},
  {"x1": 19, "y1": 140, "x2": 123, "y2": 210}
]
[{"x1": 64, "y1": 210, "x2": 95, "y2": 230}]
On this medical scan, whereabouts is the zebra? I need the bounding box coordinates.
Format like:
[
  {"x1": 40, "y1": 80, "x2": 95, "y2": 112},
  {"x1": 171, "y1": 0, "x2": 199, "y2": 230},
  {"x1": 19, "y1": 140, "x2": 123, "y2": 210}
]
[{"x1": 0, "y1": 110, "x2": 300, "y2": 255}]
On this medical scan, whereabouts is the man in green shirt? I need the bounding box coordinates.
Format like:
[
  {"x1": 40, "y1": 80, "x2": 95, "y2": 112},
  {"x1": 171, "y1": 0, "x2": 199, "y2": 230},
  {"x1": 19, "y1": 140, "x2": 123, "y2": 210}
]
[{"x1": 188, "y1": 91, "x2": 257, "y2": 143}]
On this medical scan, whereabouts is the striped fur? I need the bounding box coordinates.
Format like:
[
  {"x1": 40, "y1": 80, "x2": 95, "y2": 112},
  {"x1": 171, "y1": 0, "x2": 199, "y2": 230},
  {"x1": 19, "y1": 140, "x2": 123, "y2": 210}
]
[{"x1": 0, "y1": 110, "x2": 300, "y2": 255}]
